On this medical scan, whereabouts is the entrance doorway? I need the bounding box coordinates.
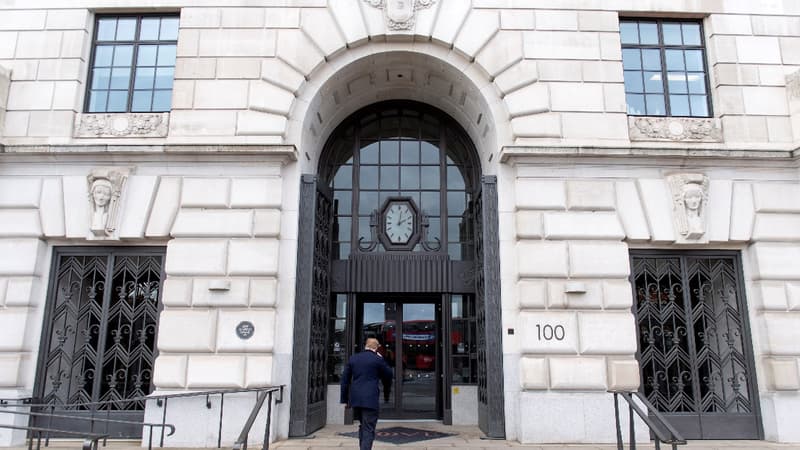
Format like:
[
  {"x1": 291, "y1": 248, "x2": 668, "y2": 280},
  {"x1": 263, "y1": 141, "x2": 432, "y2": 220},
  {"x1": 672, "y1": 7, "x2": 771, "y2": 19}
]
[
  {"x1": 290, "y1": 101, "x2": 505, "y2": 438},
  {"x1": 357, "y1": 299, "x2": 442, "y2": 420}
]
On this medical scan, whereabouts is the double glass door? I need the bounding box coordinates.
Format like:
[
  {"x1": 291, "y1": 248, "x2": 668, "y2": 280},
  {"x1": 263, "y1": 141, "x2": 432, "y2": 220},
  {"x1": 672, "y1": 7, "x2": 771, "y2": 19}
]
[{"x1": 357, "y1": 299, "x2": 442, "y2": 419}]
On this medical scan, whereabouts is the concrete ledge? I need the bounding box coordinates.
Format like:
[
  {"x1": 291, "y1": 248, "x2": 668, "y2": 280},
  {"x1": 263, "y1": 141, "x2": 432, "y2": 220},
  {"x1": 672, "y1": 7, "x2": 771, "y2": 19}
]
[
  {"x1": 0, "y1": 144, "x2": 298, "y2": 161},
  {"x1": 501, "y1": 145, "x2": 799, "y2": 163}
]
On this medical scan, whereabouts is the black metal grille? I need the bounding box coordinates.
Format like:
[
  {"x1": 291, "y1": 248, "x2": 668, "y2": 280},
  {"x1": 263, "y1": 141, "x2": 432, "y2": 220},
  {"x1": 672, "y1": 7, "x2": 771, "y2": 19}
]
[
  {"x1": 473, "y1": 190, "x2": 487, "y2": 406},
  {"x1": 308, "y1": 187, "x2": 333, "y2": 405},
  {"x1": 36, "y1": 248, "x2": 164, "y2": 437},
  {"x1": 631, "y1": 252, "x2": 760, "y2": 439}
]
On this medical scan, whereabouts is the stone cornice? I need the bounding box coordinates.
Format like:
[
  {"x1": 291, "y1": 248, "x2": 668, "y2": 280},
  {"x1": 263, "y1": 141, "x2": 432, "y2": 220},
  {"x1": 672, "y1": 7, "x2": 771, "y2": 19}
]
[
  {"x1": 0, "y1": 144, "x2": 298, "y2": 164},
  {"x1": 500, "y1": 145, "x2": 800, "y2": 165}
]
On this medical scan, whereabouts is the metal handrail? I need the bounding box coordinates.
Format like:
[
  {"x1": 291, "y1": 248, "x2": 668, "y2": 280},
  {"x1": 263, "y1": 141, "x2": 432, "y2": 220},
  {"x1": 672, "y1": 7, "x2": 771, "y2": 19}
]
[
  {"x1": 610, "y1": 390, "x2": 687, "y2": 450},
  {"x1": 231, "y1": 386, "x2": 284, "y2": 450},
  {"x1": 0, "y1": 424, "x2": 105, "y2": 450},
  {"x1": 0, "y1": 385, "x2": 285, "y2": 450}
]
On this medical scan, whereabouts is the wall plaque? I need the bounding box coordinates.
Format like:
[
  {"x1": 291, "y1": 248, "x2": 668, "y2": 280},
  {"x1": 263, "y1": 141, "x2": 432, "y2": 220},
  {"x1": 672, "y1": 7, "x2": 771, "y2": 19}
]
[{"x1": 236, "y1": 321, "x2": 255, "y2": 340}]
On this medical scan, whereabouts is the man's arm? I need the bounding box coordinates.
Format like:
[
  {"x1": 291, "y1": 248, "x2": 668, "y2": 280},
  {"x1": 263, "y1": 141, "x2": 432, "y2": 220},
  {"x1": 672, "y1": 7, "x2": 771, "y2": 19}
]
[{"x1": 379, "y1": 357, "x2": 394, "y2": 382}]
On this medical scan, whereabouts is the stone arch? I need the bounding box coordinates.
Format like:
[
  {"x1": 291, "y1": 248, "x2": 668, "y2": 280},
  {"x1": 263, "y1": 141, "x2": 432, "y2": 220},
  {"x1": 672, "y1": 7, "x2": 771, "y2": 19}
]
[{"x1": 247, "y1": 1, "x2": 548, "y2": 165}]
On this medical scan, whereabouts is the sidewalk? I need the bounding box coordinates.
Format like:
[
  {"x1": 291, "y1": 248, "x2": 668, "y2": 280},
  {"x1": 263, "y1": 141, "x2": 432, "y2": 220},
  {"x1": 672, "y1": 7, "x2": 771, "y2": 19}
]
[
  {"x1": 270, "y1": 423, "x2": 800, "y2": 450},
  {"x1": 9, "y1": 423, "x2": 800, "y2": 450}
]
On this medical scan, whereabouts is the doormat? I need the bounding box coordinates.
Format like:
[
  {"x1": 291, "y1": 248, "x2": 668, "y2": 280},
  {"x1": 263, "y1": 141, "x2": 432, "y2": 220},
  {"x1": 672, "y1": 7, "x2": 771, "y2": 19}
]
[{"x1": 339, "y1": 426, "x2": 456, "y2": 444}]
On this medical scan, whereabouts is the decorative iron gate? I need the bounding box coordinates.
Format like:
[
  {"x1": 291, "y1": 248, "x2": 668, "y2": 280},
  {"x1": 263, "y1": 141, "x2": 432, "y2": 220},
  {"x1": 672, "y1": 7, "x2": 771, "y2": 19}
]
[
  {"x1": 474, "y1": 176, "x2": 505, "y2": 439},
  {"x1": 630, "y1": 252, "x2": 761, "y2": 439},
  {"x1": 35, "y1": 247, "x2": 165, "y2": 438},
  {"x1": 289, "y1": 175, "x2": 334, "y2": 436}
]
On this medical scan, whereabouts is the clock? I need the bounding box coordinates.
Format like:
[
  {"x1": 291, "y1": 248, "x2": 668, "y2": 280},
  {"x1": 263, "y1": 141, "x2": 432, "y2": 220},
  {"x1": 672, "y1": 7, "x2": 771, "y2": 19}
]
[{"x1": 378, "y1": 197, "x2": 421, "y2": 250}]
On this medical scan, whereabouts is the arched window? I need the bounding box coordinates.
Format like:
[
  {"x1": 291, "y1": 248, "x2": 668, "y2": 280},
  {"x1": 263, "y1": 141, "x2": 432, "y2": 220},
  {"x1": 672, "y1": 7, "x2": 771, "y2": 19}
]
[{"x1": 319, "y1": 101, "x2": 480, "y2": 261}]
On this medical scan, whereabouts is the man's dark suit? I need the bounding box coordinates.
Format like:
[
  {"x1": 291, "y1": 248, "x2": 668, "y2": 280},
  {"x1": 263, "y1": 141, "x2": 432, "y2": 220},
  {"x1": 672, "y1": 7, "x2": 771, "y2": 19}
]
[{"x1": 340, "y1": 349, "x2": 393, "y2": 450}]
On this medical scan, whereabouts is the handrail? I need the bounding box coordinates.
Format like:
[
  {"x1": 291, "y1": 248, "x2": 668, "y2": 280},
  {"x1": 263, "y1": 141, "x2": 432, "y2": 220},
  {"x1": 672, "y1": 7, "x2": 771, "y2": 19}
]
[
  {"x1": 0, "y1": 424, "x2": 105, "y2": 450},
  {"x1": 610, "y1": 390, "x2": 687, "y2": 450},
  {"x1": 0, "y1": 385, "x2": 285, "y2": 450},
  {"x1": 0, "y1": 408, "x2": 175, "y2": 450}
]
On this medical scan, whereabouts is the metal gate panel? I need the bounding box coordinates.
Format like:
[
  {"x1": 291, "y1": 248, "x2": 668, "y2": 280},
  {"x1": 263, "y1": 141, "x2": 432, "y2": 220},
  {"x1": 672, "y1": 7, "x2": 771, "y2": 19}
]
[
  {"x1": 631, "y1": 252, "x2": 761, "y2": 440},
  {"x1": 474, "y1": 176, "x2": 505, "y2": 439},
  {"x1": 35, "y1": 248, "x2": 165, "y2": 438},
  {"x1": 289, "y1": 175, "x2": 334, "y2": 436}
]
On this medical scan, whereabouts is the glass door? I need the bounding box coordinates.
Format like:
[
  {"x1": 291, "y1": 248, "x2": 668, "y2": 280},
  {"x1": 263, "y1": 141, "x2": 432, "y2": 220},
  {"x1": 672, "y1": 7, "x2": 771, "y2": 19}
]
[{"x1": 357, "y1": 299, "x2": 441, "y2": 419}]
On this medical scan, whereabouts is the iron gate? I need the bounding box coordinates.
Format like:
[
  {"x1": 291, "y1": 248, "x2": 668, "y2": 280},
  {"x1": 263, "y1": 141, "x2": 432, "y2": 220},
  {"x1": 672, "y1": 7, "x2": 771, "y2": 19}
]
[
  {"x1": 474, "y1": 176, "x2": 505, "y2": 439},
  {"x1": 289, "y1": 175, "x2": 334, "y2": 436},
  {"x1": 35, "y1": 247, "x2": 165, "y2": 438},
  {"x1": 630, "y1": 252, "x2": 761, "y2": 439}
]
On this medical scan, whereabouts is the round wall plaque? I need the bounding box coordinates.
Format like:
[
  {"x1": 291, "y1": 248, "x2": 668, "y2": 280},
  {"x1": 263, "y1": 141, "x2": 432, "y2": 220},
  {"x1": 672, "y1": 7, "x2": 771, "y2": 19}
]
[{"x1": 236, "y1": 321, "x2": 255, "y2": 340}]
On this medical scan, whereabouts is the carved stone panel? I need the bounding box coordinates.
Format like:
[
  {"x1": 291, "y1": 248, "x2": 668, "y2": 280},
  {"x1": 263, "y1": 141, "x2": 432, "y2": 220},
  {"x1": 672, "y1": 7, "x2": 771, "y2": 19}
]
[
  {"x1": 362, "y1": 0, "x2": 437, "y2": 31},
  {"x1": 628, "y1": 117, "x2": 723, "y2": 142},
  {"x1": 87, "y1": 167, "x2": 131, "y2": 239},
  {"x1": 74, "y1": 113, "x2": 169, "y2": 138},
  {"x1": 667, "y1": 173, "x2": 709, "y2": 244},
  {"x1": 787, "y1": 70, "x2": 800, "y2": 100}
]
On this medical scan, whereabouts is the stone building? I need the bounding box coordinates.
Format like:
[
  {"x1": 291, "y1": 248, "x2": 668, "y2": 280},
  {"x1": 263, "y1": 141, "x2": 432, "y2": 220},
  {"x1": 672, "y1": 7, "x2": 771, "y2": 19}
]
[{"x1": 0, "y1": 0, "x2": 799, "y2": 446}]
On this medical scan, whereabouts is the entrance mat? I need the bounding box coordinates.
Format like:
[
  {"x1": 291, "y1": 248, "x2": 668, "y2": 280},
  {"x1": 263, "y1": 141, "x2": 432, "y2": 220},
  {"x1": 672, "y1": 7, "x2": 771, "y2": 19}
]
[{"x1": 339, "y1": 426, "x2": 456, "y2": 444}]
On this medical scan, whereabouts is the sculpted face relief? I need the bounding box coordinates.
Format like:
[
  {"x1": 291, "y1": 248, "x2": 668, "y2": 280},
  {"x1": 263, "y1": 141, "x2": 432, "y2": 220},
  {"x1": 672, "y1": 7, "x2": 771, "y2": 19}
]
[
  {"x1": 92, "y1": 182, "x2": 112, "y2": 208},
  {"x1": 86, "y1": 168, "x2": 130, "y2": 238},
  {"x1": 667, "y1": 173, "x2": 709, "y2": 242}
]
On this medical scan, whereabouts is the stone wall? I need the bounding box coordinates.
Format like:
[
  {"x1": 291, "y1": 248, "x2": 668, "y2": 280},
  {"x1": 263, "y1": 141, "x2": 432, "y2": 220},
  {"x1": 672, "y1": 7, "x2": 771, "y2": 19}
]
[
  {"x1": 0, "y1": 154, "x2": 296, "y2": 446},
  {"x1": 1, "y1": 2, "x2": 798, "y2": 151},
  {"x1": 503, "y1": 159, "x2": 800, "y2": 442},
  {"x1": 0, "y1": 0, "x2": 799, "y2": 446}
]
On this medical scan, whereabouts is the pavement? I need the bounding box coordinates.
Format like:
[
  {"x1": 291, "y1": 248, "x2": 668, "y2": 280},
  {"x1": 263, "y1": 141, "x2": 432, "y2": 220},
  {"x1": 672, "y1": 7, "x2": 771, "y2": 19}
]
[
  {"x1": 268, "y1": 422, "x2": 800, "y2": 450},
  {"x1": 9, "y1": 423, "x2": 800, "y2": 450}
]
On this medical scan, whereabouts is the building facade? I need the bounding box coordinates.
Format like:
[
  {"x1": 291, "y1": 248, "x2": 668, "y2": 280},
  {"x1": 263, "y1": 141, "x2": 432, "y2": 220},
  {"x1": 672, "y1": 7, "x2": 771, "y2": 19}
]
[{"x1": 0, "y1": 0, "x2": 799, "y2": 446}]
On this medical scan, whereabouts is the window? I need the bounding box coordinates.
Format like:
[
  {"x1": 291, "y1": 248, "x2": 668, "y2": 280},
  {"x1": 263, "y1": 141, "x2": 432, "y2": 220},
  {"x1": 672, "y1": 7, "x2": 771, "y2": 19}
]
[
  {"x1": 323, "y1": 103, "x2": 477, "y2": 261},
  {"x1": 86, "y1": 15, "x2": 178, "y2": 113},
  {"x1": 620, "y1": 19, "x2": 711, "y2": 117},
  {"x1": 451, "y1": 294, "x2": 477, "y2": 384}
]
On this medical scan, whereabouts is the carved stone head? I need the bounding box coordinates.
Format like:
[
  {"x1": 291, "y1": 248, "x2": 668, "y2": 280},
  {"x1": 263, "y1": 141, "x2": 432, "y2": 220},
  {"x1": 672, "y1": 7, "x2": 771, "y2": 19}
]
[
  {"x1": 667, "y1": 173, "x2": 709, "y2": 242},
  {"x1": 87, "y1": 167, "x2": 130, "y2": 238}
]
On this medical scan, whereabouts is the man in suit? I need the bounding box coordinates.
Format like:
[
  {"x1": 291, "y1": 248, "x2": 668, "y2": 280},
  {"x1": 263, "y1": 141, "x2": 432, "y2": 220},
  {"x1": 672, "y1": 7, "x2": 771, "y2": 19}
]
[{"x1": 340, "y1": 337, "x2": 394, "y2": 450}]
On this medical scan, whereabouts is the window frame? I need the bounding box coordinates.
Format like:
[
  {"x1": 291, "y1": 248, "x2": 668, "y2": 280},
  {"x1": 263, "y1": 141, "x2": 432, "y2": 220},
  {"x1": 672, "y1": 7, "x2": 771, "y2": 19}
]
[
  {"x1": 84, "y1": 13, "x2": 179, "y2": 114},
  {"x1": 620, "y1": 18, "x2": 713, "y2": 118}
]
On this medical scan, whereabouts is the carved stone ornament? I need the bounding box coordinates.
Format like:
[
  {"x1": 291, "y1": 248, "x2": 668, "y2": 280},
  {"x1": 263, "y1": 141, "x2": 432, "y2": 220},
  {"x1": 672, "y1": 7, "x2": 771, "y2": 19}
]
[
  {"x1": 74, "y1": 112, "x2": 169, "y2": 138},
  {"x1": 363, "y1": 0, "x2": 437, "y2": 31},
  {"x1": 787, "y1": 70, "x2": 800, "y2": 100},
  {"x1": 628, "y1": 117, "x2": 722, "y2": 142},
  {"x1": 87, "y1": 167, "x2": 130, "y2": 238},
  {"x1": 667, "y1": 173, "x2": 709, "y2": 243}
]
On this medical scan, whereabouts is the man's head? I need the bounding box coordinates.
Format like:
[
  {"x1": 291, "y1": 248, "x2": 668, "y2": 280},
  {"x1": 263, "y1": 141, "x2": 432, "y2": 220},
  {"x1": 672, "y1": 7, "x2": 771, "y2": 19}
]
[{"x1": 365, "y1": 337, "x2": 380, "y2": 351}]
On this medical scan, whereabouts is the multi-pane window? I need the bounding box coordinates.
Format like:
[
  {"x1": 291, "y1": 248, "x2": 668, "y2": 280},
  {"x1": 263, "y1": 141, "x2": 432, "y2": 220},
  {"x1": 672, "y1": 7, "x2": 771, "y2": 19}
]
[
  {"x1": 620, "y1": 19, "x2": 711, "y2": 117},
  {"x1": 327, "y1": 294, "x2": 348, "y2": 382},
  {"x1": 87, "y1": 15, "x2": 178, "y2": 113},
  {"x1": 451, "y1": 294, "x2": 477, "y2": 384},
  {"x1": 326, "y1": 105, "x2": 476, "y2": 260}
]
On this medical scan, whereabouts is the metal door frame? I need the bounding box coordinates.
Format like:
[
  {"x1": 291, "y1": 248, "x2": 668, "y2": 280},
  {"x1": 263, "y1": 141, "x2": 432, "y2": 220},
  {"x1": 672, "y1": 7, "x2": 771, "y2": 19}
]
[
  {"x1": 629, "y1": 249, "x2": 763, "y2": 440},
  {"x1": 33, "y1": 246, "x2": 166, "y2": 438},
  {"x1": 354, "y1": 295, "x2": 444, "y2": 420}
]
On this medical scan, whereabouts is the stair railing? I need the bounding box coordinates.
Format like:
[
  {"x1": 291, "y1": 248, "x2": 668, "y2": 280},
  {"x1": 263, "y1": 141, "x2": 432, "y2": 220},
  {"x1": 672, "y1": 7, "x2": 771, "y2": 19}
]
[{"x1": 610, "y1": 390, "x2": 687, "y2": 450}]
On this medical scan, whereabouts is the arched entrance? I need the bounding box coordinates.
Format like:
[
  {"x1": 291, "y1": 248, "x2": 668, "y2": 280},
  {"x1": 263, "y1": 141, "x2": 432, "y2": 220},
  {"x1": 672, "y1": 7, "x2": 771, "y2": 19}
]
[{"x1": 289, "y1": 101, "x2": 505, "y2": 438}]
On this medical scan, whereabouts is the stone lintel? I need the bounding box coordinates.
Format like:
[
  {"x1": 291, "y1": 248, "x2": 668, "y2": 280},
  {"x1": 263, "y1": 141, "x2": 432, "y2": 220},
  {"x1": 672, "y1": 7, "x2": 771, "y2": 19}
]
[
  {"x1": 0, "y1": 144, "x2": 299, "y2": 162},
  {"x1": 500, "y1": 144, "x2": 799, "y2": 164}
]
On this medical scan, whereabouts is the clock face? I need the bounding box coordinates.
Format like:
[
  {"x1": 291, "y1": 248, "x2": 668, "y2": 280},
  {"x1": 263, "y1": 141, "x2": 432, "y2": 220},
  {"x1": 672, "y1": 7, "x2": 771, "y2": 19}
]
[{"x1": 385, "y1": 202, "x2": 414, "y2": 244}]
